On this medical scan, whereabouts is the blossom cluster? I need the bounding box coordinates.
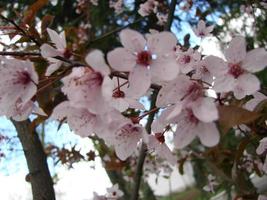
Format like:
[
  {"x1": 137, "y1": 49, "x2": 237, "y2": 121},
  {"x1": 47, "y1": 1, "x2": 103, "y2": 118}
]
[{"x1": 1, "y1": 21, "x2": 267, "y2": 166}]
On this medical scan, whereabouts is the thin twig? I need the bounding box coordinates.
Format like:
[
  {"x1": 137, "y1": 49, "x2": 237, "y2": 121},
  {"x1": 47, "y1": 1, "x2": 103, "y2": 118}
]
[
  {"x1": 0, "y1": 14, "x2": 41, "y2": 46},
  {"x1": 130, "y1": 1, "x2": 177, "y2": 199},
  {"x1": 87, "y1": 18, "x2": 144, "y2": 47},
  {"x1": 0, "y1": 51, "x2": 41, "y2": 56}
]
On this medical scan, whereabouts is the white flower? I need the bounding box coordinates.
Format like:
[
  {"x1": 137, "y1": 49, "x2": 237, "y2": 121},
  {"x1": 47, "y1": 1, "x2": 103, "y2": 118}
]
[
  {"x1": 193, "y1": 20, "x2": 214, "y2": 38},
  {"x1": 108, "y1": 29, "x2": 179, "y2": 97},
  {"x1": 213, "y1": 36, "x2": 267, "y2": 99},
  {"x1": 106, "y1": 184, "x2": 124, "y2": 200},
  {"x1": 41, "y1": 28, "x2": 69, "y2": 76},
  {"x1": 0, "y1": 58, "x2": 38, "y2": 120}
]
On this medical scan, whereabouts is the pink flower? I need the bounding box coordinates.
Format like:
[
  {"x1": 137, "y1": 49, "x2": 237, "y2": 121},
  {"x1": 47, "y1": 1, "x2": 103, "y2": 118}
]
[
  {"x1": 0, "y1": 58, "x2": 38, "y2": 120},
  {"x1": 41, "y1": 28, "x2": 70, "y2": 76},
  {"x1": 138, "y1": 0, "x2": 157, "y2": 16},
  {"x1": 107, "y1": 29, "x2": 179, "y2": 97},
  {"x1": 51, "y1": 101, "x2": 102, "y2": 137},
  {"x1": 152, "y1": 106, "x2": 219, "y2": 148},
  {"x1": 106, "y1": 184, "x2": 124, "y2": 199},
  {"x1": 171, "y1": 108, "x2": 219, "y2": 148},
  {"x1": 101, "y1": 112, "x2": 145, "y2": 160},
  {"x1": 61, "y1": 50, "x2": 113, "y2": 114},
  {"x1": 146, "y1": 133, "x2": 177, "y2": 165},
  {"x1": 213, "y1": 36, "x2": 267, "y2": 99},
  {"x1": 193, "y1": 20, "x2": 214, "y2": 38},
  {"x1": 244, "y1": 92, "x2": 267, "y2": 111},
  {"x1": 110, "y1": 78, "x2": 145, "y2": 112},
  {"x1": 176, "y1": 48, "x2": 201, "y2": 74},
  {"x1": 157, "y1": 75, "x2": 218, "y2": 122},
  {"x1": 193, "y1": 55, "x2": 228, "y2": 85}
]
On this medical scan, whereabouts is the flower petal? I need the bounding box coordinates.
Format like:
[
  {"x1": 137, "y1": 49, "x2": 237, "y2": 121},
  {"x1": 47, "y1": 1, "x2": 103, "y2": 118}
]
[
  {"x1": 119, "y1": 29, "x2": 146, "y2": 52},
  {"x1": 40, "y1": 44, "x2": 62, "y2": 58},
  {"x1": 47, "y1": 28, "x2": 66, "y2": 50},
  {"x1": 126, "y1": 65, "x2": 151, "y2": 97},
  {"x1": 86, "y1": 49, "x2": 110, "y2": 76},
  {"x1": 107, "y1": 48, "x2": 136, "y2": 71},
  {"x1": 243, "y1": 48, "x2": 267, "y2": 72},
  {"x1": 234, "y1": 73, "x2": 260, "y2": 99},
  {"x1": 225, "y1": 36, "x2": 246, "y2": 64},
  {"x1": 45, "y1": 61, "x2": 62, "y2": 76},
  {"x1": 151, "y1": 55, "x2": 179, "y2": 81},
  {"x1": 213, "y1": 75, "x2": 236, "y2": 93},
  {"x1": 147, "y1": 32, "x2": 177, "y2": 55},
  {"x1": 197, "y1": 122, "x2": 220, "y2": 147},
  {"x1": 192, "y1": 98, "x2": 218, "y2": 123}
]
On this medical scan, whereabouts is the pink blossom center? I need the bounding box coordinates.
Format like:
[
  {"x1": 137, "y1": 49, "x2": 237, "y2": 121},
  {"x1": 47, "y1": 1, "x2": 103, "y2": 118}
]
[
  {"x1": 112, "y1": 192, "x2": 117, "y2": 196},
  {"x1": 179, "y1": 55, "x2": 191, "y2": 64},
  {"x1": 87, "y1": 72, "x2": 103, "y2": 88},
  {"x1": 112, "y1": 90, "x2": 125, "y2": 98},
  {"x1": 200, "y1": 65, "x2": 209, "y2": 74},
  {"x1": 63, "y1": 48, "x2": 72, "y2": 59},
  {"x1": 136, "y1": 51, "x2": 152, "y2": 66},
  {"x1": 185, "y1": 82, "x2": 203, "y2": 101},
  {"x1": 228, "y1": 63, "x2": 244, "y2": 78},
  {"x1": 186, "y1": 109, "x2": 199, "y2": 125},
  {"x1": 199, "y1": 31, "x2": 205, "y2": 37},
  {"x1": 155, "y1": 133, "x2": 165, "y2": 144},
  {"x1": 15, "y1": 71, "x2": 31, "y2": 85}
]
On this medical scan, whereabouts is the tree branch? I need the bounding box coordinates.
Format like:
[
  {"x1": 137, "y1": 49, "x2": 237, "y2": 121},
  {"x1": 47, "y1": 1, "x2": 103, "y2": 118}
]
[
  {"x1": 0, "y1": 15, "x2": 41, "y2": 47},
  {"x1": 11, "y1": 119, "x2": 55, "y2": 200},
  {"x1": 0, "y1": 51, "x2": 41, "y2": 56},
  {"x1": 164, "y1": 0, "x2": 178, "y2": 31},
  {"x1": 131, "y1": 89, "x2": 159, "y2": 200},
  {"x1": 87, "y1": 18, "x2": 145, "y2": 47},
  {"x1": 130, "y1": 1, "x2": 177, "y2": 198}
]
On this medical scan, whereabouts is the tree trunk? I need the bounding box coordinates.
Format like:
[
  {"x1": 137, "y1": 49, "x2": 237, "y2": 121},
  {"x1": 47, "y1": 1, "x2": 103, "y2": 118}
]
[{"x1": 12, "y1": 120, "x2": 55, "y2": 200}]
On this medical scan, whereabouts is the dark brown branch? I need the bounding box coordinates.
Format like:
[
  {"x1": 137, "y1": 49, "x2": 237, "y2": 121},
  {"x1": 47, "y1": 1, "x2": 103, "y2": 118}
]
[
  {"x1": 11, "y1": 119, "x2": 55, "y2": 200},
  {"x1": 164, "y1": 0, "x2": 178, "y2": 31},
  {"x1": 0, "y1": 15, "x2": 41, "y2": 47},
  {"x1": 130, "y1": 1, "x2": 177, "y2": 198},
  {"x1": 0, "y1": 51, "x2": 41, "y2": 56},
  {"x1": 131, "y1": 89, "x2": 159, "y2": 200}
]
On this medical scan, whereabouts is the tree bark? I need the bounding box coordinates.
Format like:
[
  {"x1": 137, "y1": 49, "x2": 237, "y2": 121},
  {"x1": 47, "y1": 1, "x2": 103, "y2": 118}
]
[{"x1": 12, "y1": 120, "x2": 55, "y2": 200}]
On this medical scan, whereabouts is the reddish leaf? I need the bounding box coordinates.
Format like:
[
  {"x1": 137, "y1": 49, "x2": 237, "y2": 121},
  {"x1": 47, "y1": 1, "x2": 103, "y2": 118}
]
[{"x1": 218, "y1": 105, "x2": 261, "y2": 133}]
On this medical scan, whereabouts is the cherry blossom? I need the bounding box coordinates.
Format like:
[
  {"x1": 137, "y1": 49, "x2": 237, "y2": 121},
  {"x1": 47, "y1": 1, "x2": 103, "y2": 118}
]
[
  {"x1": 192, "y1": 55, "x2": 228, "y2": 85},
  {"x1": 245, "y1": 92, "x2": 267, "y2": 111},
  {"x1": 107, "y1": 29, "x2": 179, "y2": 97},
  {"x1": 157, "y1": 75, "x2": 218, "y2": 122},
  {"x1": 105, "y1": 184, "x2": 124, "y2": 199},
  {"x1": 101, "y1": 111, "x2": 145, "y2": 160},
  {"x1": 61, "y1": 50, "x2": 113, "y2": 114},
  {"x1": 146, "y1": 133, "x2": 177, "y2": 165},
  {"x1": 176, "y1": 47, "x2": 201, "y2": 74},
  {"x1": 51, "y1": 101, "x2": 102, "y2": 137},
  {"x1": 0, "y1": 58, "x2": 38, "y2": 120},
  {"x1": 138, "y1": 0, "x2": 157, "y2": 17},
  {"x1": 152, "y1": 105, "x2": 219, "y2": 148},
  {"x1": 40, "y1": 28, "x2": 70, "y2": 76},
  {"x1": 193, "y1": 20, "x2": 214, "y2": 38},
  {"x1": 171, "y1": 108, "x2": 219, "y2": 148},
  {"x1": 213, "y1": 36, "x2": 267, "y2": 99},
  {"x1": 109, "y1": 78, "x2": 144, "y2": 112}
]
